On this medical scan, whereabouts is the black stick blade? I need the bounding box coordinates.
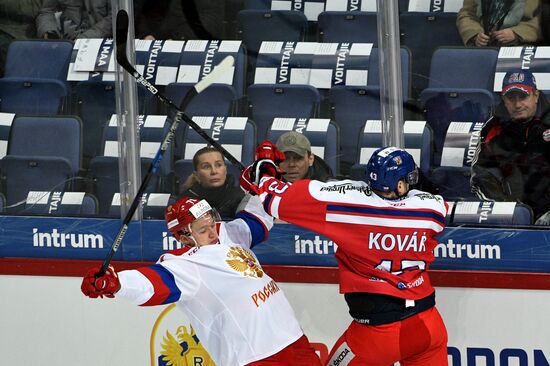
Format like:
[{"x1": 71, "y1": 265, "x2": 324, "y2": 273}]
[{"x1": 116, "y1": 10, "x2": 129, "y2": 48}]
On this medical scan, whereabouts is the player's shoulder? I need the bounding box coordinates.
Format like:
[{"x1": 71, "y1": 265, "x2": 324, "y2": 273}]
[
  {"x1": 407, "y1": 189, "x2": 446, "y2": 208},
  {"x1": 159, "y1": 245, "x2": 196, "y2": 262},
  {"x1": 311, "y1": 179, "x2": 372, "y2": 196}
]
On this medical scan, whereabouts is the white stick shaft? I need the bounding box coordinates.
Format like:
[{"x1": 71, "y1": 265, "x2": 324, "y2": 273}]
[{"x1": 194, "y1": 55, "x2": 235, "y2": 94}]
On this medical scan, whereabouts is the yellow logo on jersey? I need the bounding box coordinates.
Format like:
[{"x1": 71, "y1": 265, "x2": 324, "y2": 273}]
[{"x1": 226, "y1": 246, "x2": 264, "y2": 278}]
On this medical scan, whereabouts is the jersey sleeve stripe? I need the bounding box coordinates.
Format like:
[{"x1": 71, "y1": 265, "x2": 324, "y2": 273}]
[
  {"x1": 137, "y1": 264, "x2": 181, "y2": 306},
  {"x1": 268, "y1": 196, "x2": 281, "y2": 218},
  {"x1": 234, "y1": 211, "x2": 268, "y2": 247},
  {"x1": 326, "y1": 213, "x2": 444, "y2": 231},
  {"x1": 327, "y1": 204, "x2": 446, "y2": 225}
]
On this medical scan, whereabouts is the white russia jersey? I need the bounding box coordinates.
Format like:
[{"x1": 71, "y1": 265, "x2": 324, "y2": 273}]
[{"x1": 117, "y1": 198, "x2": 304, "y2": 365}]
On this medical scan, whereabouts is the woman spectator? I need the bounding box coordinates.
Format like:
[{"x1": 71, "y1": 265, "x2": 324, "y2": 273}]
[{"x1": 179, "y1": 147, "x2": 245, "y2": 220}]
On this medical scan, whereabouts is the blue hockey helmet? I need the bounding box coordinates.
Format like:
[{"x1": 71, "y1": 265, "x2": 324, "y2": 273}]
[{"x1": 366, "y1": 147, "x2": 419, "y2": 193}]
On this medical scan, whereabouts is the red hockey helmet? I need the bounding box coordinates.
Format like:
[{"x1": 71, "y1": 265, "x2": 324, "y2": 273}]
[{"x1": 165, "y1": 197, "x2": 217, "y2": 239}]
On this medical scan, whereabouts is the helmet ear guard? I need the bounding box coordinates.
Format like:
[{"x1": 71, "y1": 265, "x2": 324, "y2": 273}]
[{"x1": 366, "y1": 147, "x2": 419, "y2": 194}]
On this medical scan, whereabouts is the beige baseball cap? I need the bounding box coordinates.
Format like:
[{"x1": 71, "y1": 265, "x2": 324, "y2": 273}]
[{"x1": 276, "y1": 131, "x2": 311, "y2": 157}]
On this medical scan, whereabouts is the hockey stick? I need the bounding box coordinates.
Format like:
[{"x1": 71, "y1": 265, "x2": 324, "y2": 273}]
[
  {"x1": 97, "y1": 11, "x2": 238, "y2": 275},
  {"x1": 114, "y1": 9, "x2": 244, "y2": 171}
]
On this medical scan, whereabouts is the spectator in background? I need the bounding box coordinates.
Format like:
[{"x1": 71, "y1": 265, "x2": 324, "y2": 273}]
[
  {"x1": 471, "y1": 69, "x2": 550, "y2": 225},
  {"x1": 179, "y1": 147, "x2": 245, "y2": 220},
  {"x1": 457, "y1": 0, "x2": 542, "y2": 46},
  {"x1": 134, "y1": 0, "x2": 224, "y2": 40},
  {"x1": 36, "y1": 0, "x2": 112, "y2": 40},
  {"x1": 275, "y1": 131, "x2": 333, "y2": 183},
  {"x1": 0, "y1": 0, "x2": 43, "y2": 77}
]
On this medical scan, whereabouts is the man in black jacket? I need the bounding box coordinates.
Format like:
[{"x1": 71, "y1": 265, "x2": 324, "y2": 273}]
[{"x1": 471, "y1": 69, "x2": 550, "y2": 224}]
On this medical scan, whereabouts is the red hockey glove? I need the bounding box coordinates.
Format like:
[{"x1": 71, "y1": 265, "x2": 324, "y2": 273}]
[
  {"x1": 240, "y1": 165, "x2": 261, "y2": 195},
  {"x1": 255, "y1": 140, "x2": 285, "y2": 164},
  {"x1": 81, "y1": 265, "x2": 120, "y2": 299},
  {"x1": 240, "y1": 159, "x2": 281, "y2": 195}
]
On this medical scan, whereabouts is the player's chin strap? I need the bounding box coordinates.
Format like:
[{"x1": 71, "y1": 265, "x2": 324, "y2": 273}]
[{"x1": 186, "y1": 225, "x2": 200, "y2": 248}]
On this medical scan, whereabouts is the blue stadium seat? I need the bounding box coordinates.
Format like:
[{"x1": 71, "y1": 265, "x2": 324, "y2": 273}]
[
  {"x1": 0, "y1": 192, "x2": 5, "y2": 213},
  {"x1": 165, "y1": 83, "x2": 239, "y2": 157},
  {"x1": 426, "y1": 47, "x2": 499, "y2": 91},
  {"x1": 0, "y1": 156, "x2": 73, "y2": 213},
  {"x1": 88, "y1": 115, "x2": 173, "y2": 215},
  {"x1": 0, "y1": 115, "x2": 82, "y2": 211},
  {"x1": 244, "y1": 0, "x2": 271, "y2": 9},
  {"x1": 177, "y1": 40, "x2": 247, "y2": 98},
  {"x1": 267, "y1": 117, "x2": 340, "y2": 175},
  {"x1": 328, "y1": 85, "x2": 381, "y2": 174},
  {"x1": 7, "y1": 116, "x2": 82, "y2": 176},
  {"x1": 0, "y1": 40, "x2": 73, "y2": 115},
  {"x1": 253, "y1": 40, "x2": 372, "y2": 96},
  {"x1": 108, "y1": 192, "x2": 174, "y2": 219},
  {"x1": 165, "y1": 83, "x2": 238, "y2": 116},
  {"x1": 237, "y1": 9, "x2": 309, "y2": 60},
  {"x1": 247, "y1": 84, "x2": 321, "y2": 142},
  {"x1": 368, "y1": 47, "x2": 411, "y2": 101},
  {"x1": 399, "y1": 12, "x2": 463, "y2": 95},
  {"x1": 74, "y1": 80, "x2": 157, "y2": 164},
  {"x1": 419, "y1": 47, "x2": 499, "y2": 159},
  {"x1": 420, "y1": 89, "x2": 494, "y2": 159},
  {"x1": 452, "y1": 201, "x2": 534, "y2": 226},
  {"x1": 180, "y1": 116, "x2": 256, "y2": 166},
  {"x1": 353, "y1": 120, "x2": 432, "y2": 173},
  {"x1": 430, "y1": 121, "x2": 483, "y2": 200},
  {"x1": 24, "y1": 191, "x2": 98, "y2": 216},
  {"x1": 3, "y1": 40, "x2": 73, "y2": 81},
  {"x1": 0, "y1": 78, "x2": 67, "y2": 115},
  {"x1": 317, "y1": 11, "x2": 378, "y2": 44}
]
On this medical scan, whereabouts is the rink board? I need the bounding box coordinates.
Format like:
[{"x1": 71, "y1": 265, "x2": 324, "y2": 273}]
[{"x1": 0, "y1": 274, "x2": 549, "y2": 366}]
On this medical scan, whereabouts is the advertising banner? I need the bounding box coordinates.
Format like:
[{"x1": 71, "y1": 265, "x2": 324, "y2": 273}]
[{"x1": 1, "y1": 216, "x2": 550, "y2": 273}]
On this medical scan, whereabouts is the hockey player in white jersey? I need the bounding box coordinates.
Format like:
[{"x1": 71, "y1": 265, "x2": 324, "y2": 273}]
[{"x1": 81, "y1": 195, "x2": 321, "y2": 366}]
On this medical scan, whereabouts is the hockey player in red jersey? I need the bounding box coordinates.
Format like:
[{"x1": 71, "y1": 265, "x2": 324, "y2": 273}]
[
  {"x1": 241, "y1": 146, "x2": 449, "y2": 366},
  {"x1": 81, "y1": 195, "x2": 321, "y2": 366}
]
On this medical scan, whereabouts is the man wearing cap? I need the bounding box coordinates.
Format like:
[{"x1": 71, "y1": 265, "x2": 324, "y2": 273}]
[
  {"x1": 275, "y1": 131, "x2": 333, "y2": 183},
  {"x1": 471, "y1": 69, "x2": 550, "y2": 224}
]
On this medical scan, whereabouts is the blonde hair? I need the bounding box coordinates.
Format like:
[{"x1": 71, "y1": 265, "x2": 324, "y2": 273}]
[{"x1": 178, "y1": 147, "x2": 225, "y2": 193}]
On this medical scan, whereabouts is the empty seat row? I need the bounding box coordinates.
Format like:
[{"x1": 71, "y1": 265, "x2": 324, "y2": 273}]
[
  {"x1": 0, "y1": 112, "x2": 535, "y2": 225},
  {"x1": 3, "y1": 190, "x2": 175, "y2": 219},
  {"x1": 243, "y1": 0, "x2": 462, "y2": 14},
  {"x1": 3, "y1": 39, "x2": 539, "y2": 126},
  {"x1": 1, "y1": 191, "x2": 534, "y2": 226}
]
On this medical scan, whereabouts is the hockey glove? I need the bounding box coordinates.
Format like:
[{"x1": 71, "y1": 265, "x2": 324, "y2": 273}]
[
  {"x1": 81, "y1": 265, "x2": 120, "y2": 299},
  {"x1": 255, "y1": 140, "x2": 286, "y2": 164},
  {"x1": 240, "y1": 159, "x2": 281, "y2": 195}
]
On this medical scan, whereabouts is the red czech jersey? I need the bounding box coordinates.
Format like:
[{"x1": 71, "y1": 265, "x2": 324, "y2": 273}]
[{"x1": 256, "y1": 178, "x2": 448, "y2": 300}]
